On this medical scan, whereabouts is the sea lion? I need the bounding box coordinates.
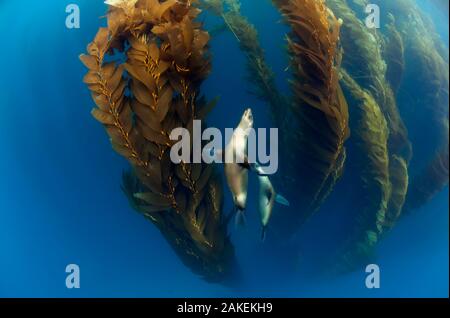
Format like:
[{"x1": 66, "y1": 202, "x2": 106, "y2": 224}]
[
  {"x1": 257, "y1": 172, "x2": 290, "y2": 241},
  {"x1": 223, "y1": 108, "x2": 254, "y2": 227}
]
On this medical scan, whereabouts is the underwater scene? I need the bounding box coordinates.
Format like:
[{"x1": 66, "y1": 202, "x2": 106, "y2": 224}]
[{"x1": 0, "y1": 0, "x2": 448, "y2": 298}]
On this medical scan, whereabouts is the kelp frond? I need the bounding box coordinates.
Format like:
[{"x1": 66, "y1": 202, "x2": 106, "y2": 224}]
[
  {"x1": 373, "y1": 0, "x2": 449, "y2": 212},
  {"x1": 273, "y1": 0, "x2": 350, "y2": 217},
  {"x1": 201, "y1": 0, "x2": 289, "y2": 127},
  {"x1": 81, "y1": 0, "x2": 236, "y2": 283},
  {"x1": 383, "y1": 155, "x2": 408, "y2": 230},
  {"x1": 383, "y1": 14, "x2": 405, "y2": 95},
  {"x1": 405, "y1": 131, "x2": 449, "y2": 212},
  {"x1": 334, "y1": 70, "x2": 391, "y2": 272},
  {"x1": 326, "y1": 0, "x2": 411, "y2": 162}
]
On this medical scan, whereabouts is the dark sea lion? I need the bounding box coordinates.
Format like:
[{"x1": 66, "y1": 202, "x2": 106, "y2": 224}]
[{"x1": 257, "y1": 171, "x2": 290, "y2": 241}]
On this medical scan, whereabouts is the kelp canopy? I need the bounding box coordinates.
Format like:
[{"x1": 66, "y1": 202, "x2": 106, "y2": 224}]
[
  {"x1": 81, "y1": 0, "x2": 236, "y2": 283},
  {"x1": 81, "y1": 0, "x2": 449, "y2": 281}
]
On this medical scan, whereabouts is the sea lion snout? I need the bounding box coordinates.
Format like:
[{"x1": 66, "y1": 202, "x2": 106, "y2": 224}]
[
  {"x1": 240, "y1": 108, "x2": 254, "y2": 129},
  {"x1": 235, "y1": 193, "x2": 248, "y2": 210}
]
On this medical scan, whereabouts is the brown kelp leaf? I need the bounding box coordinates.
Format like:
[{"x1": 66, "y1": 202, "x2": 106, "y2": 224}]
[
  {"x1": 139, "y1": 205, "x2": 168, "y2": 213},
  {"x1": 106, "y1": 126, "x2": 125, "y2": 143},
  {"x1": 132, "y1": 80, "x2": 155, "y2": 107},
  {"x1": 156, "y1": 85, "x2": 173, "y2": 121},
  {"x1": 193, "y1": 31, "x2": 210, "y2": 51},
  {"x1": 107, "y1": 65, "x2": 125, "y2": 91},
  {"x1": 80, "y1": 54, "x2": 99, "y2": 70},
  {"x1": 119, "y1": 101, "x2": 133, "y2": 133},
  {"x1": 134, "y1": 192, "x2": 172, "y2": 207},
  {"x1": 125, "y1": 63, "x2": 156, "y2": 91},
  {"x1": 93, "y1": 27, "x2": 110, "y2": 52},
  {"x1": 182, "y1": 16, "x2": 194, "y2": 51},
  {"x1": 156, "y1": 0, "x2": 178, "y2": 20},
  {"x1": 83, "y1": 71, "x2": 100, "y2": 85},
  {"x1": 197, "y1": 96, "x2": 219, "y2": 120},
  {"x1": 92, "y1": 93, "x2": 109, "y2": 111},
  {"x1": 196, "y1": 165, "x2": 213, "y2": 191},
  {"x1": 112, "y1": 142, "x2": 133, "y2": 159},
  {"x1": 175, "y1": 98, "x2": 191, "y2": 124},
  {"x1": 112, "y1": 81, "x2": 127, "y2": 104},
  {"x1": 132, "y1": 100, "x2": 163, "y2": 132},
  {"x1": 137, "y1": 119, "x2": 170, "y2": 145},
  {"x1": 196, "y1": 203, "x2": 207, "y2": 231},
  {"x1": 129, "y1": 36, "x2": 148, "y2": 53},
  {"x1": 157, "y1": 60, "x2": 171, "y2": 74},
  {"x1": 175, "y1": 189, "x2": 187, "y2": 212},
  {"x1": 191, "y1": 163, "x2": 203, "y2": 182},
  {"x1": 148, "y1": 42, "x2": 160, "y2": 62},
  {"x1": 91, "y1": 108, "x2": 115, "y2": 126},
  {"x1": 102, "y1": 62, "x2": 117, "y2": 77}
]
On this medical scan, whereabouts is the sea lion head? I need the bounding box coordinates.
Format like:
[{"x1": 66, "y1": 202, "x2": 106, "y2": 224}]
[{"x1": 239, "y1": 108, "x2": 254, "y2": 130}]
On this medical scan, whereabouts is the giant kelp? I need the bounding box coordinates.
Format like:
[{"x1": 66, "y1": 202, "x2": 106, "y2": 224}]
[
  {"x1": 80, "y1": 0, "x2": 236, "y2": 283},
  {"x1": 405, "y1": 139, "x2": 449, "y2": 212},
  {"x1": 79, "y1": 0, "x2": 449, "y2": 282},
  {"x1": 382, "y1": 14, "x2": 405, "y2": 95},
  {"x1": 334, "y1": 71, "x2": 391, "y2": 271},
  {"x1": 384, "y1": 155, "x2": 409, "y2": 230},
  {"x1": 298, "y1": 0, "x2": 411, "y2": 271},
  {"x1": 271, "y1": 0, "x2": 350, "y2": 233},
  {"x1": 326, "y1": 0, "x2": 411, "y2": 160},
  {"x1": 325, "y1": 0, "x2": 411, "y2": 236},
  {"x1": 372, "y1": 0, "x2": 449, "y2": 213},
  {"x1": 201, "y1": 0, "x2": 289, "y2": 128}
]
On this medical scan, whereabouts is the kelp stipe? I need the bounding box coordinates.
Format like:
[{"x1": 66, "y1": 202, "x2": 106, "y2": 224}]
[
  {"x1": 269, "y1": 0, "x2": 350, "y2": 236},
  {"x1": 201, "y1": 0, "x2": 289, "y2": 128},
  {"x1": 80, "y1": 0, "x2": 237, "y2": 283}
]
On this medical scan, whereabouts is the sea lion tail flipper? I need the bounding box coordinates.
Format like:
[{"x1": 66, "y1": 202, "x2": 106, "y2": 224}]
[
  {"x1": 275, "y1": 194, "x2": 290, "y2": 206},
  {"x1": 234, "y1": 209, "x2": 246, "y2": 229},
  {"x1": 261, "y1": 226, "x2": 267, "y2": 242}
]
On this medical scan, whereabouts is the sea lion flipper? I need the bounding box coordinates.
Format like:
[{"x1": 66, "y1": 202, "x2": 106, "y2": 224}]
[
  {"x1": 261, "y1": 226, "x2": 267, "y2": 242},
  {"x1": 275, "y1": 194, "x2": 290, "y2": 206},
  {"x1": 238, "y1": 160, "x2": 265, "y2": 176},
  {"x1": 234, "y1": 209, "x2": 246, "y2": 229}
]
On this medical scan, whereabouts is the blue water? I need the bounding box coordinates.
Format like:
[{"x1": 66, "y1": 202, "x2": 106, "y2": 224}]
[{"x1": 0, "y1": 0, "x2": 448, "y2": 297}]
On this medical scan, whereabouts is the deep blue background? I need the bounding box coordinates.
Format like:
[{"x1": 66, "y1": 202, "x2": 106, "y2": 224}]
[{"x1": 0, "y1": 0, "x2": 448, "y2": 297}]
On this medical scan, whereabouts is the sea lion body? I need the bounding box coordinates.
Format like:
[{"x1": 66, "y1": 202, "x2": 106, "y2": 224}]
[
  {"x1": 224, "y1": 109, "x2": 253, "y2": 223},
  {"x1": 258, "y1": 175, "x2": 276, "y2": 239},
  {"x1": 257, "y1": 172, "x2": 290, "y2": 240}
]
